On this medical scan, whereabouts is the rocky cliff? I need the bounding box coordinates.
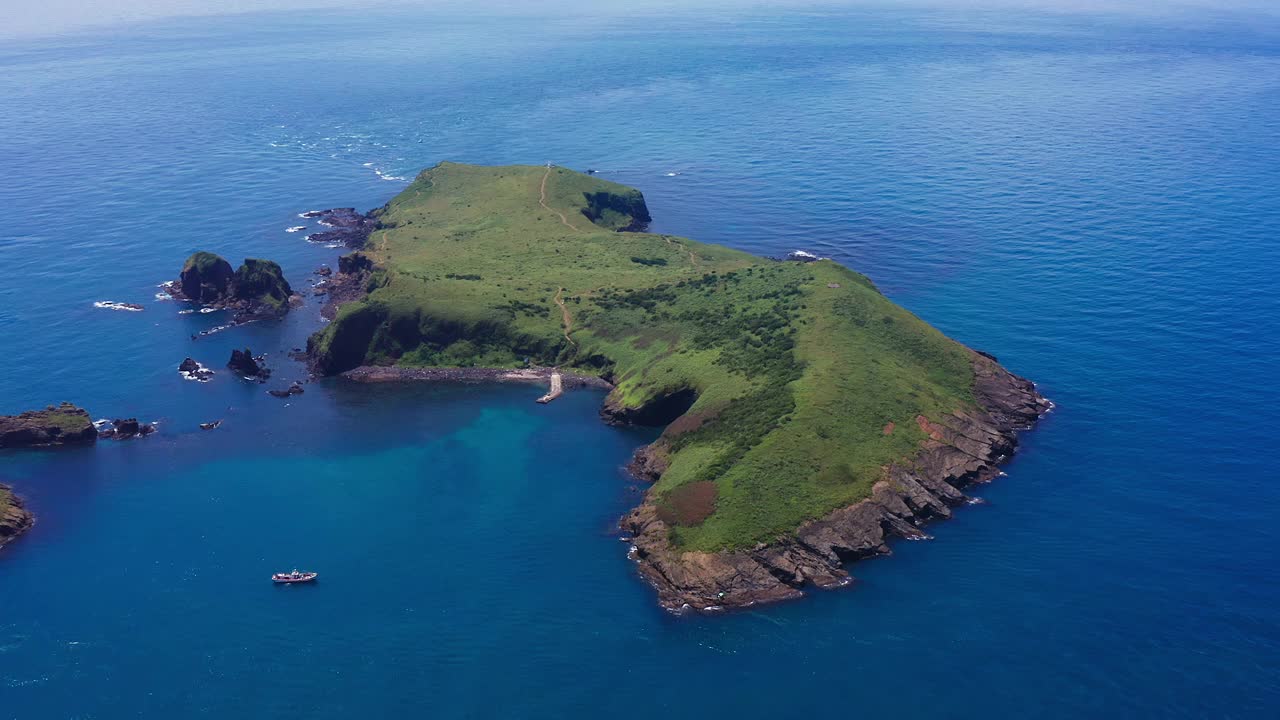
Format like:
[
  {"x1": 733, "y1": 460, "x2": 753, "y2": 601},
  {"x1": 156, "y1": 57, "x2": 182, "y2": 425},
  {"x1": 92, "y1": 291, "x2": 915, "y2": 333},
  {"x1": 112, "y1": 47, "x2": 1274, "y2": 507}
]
[
  {"x1": 0, "y1": 485, "x2": 34, "y2": 551},
  {"x1": 621, "y1": 352, "x2": 1049, "y2": 612}
]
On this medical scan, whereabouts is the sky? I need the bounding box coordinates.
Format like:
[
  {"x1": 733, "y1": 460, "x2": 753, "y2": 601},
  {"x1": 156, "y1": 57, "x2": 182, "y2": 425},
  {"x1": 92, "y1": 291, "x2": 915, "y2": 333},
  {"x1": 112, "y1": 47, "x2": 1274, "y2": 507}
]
[{"x1": 1, "y1": 0, "x2": 1277, "y2": 39}]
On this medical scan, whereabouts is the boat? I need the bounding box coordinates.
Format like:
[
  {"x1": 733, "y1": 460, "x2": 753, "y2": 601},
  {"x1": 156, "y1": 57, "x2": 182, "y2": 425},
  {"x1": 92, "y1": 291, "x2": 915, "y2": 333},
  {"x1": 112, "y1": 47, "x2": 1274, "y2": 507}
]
[{"x1": 272, "y1": 569, "x2": 318, "y2": 584}]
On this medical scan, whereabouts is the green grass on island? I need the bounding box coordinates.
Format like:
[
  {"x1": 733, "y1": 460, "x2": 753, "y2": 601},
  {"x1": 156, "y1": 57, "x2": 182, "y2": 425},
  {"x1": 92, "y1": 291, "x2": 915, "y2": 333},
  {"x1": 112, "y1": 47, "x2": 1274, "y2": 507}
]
[
  {"x1": 310, "y1": 162, "x2": 979, "y2": 552},
  {"x1": 26, "y1": 404, "x2": 94, "y2": 433}
]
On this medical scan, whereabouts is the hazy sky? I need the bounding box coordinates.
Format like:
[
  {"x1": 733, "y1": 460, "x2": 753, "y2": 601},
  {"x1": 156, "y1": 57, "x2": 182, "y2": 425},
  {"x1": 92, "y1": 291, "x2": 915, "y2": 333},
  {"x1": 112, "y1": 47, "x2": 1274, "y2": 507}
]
[{"x1": 2, "y1": 0, "x2": 1276, "y2": 40}]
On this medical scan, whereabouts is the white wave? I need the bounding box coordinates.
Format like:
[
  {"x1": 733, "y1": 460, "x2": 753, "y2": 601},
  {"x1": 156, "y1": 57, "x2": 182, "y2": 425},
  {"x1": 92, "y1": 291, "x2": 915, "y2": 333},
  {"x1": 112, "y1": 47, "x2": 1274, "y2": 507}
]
[
  {"x1": 789, "y1": 250, "x2": 820, "y2": 260},
  {"x1": 199, "y1": 307, "x2": 221, "y2": 314},
  {"x1": 177, "y1": 309, "x2": 195, "y2": 315},
  {"x1": 665, "y1": 171, "x2": 681, "y2": 177},
  {"x1": 298, "y1": 210, "x2": 321, "y2": 218},
  {"x1": 372, "y1": 167, "x2": 408, "y2": 182},
  {"x1": 197, "y1": 323, "x2": 235, "y2": 337},
  {"x1": 94, "y1": 301, "x2": 144, "y2": 312},
  {"x1": 285, "y1": 226, "x2": 307, "y2": 233}
]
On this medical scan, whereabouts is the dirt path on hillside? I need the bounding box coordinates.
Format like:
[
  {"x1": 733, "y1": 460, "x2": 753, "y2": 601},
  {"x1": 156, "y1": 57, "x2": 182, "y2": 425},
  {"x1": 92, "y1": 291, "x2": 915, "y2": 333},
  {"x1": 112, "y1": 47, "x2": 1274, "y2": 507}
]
[
  {"x1": 540, "y1": 166, "x2": 582, "y2": 232},
  {"x1": 664, "y1": 234, "x2": 700, "y2": 267},
  {"x1": 553, "y1": 287, "x2": 576, "y2": 347}
]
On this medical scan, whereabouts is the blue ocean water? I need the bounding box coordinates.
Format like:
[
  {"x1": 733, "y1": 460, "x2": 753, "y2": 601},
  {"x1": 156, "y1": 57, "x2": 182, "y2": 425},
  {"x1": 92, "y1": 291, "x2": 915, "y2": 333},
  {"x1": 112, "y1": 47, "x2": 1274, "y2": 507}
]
[{"x1": 2, "y1": 4, "x2": 1279, "y2": 717}]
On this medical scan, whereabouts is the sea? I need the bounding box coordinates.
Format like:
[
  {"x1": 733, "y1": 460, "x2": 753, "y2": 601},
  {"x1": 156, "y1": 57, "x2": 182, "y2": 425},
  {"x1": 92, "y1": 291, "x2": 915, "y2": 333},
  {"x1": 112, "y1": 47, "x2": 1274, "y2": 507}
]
[{"x1": 1, "y1": 3, "x2": 1278, "y2": 717}]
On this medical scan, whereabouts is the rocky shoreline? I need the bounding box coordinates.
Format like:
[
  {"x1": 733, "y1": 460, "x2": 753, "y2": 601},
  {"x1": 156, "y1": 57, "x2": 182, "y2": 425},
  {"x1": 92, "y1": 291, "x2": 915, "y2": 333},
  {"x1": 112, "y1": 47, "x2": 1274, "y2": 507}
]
[
  {"x1": 620, "y1": 351, "x2": 1050, "y2": 613},
  {"x1": 318, "y1": 252, "x2": 374, "y2": 321},
  {"x1": 303, "y1": 208, "x2": 378, "y2": 249}
]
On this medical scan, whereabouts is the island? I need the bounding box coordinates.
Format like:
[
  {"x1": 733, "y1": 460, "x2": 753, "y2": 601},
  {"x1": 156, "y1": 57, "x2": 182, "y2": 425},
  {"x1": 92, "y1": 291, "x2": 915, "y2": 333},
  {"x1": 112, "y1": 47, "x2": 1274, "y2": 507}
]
[
  {"x1": 169, "y1": 252, "x2": 299, "y2": 321},
  {"x1": 307, "y1": 162, "x2": 1049, "y2": 611},
  {"x1": 0, "y1": 403, "x2": 97, "y2": 449}
]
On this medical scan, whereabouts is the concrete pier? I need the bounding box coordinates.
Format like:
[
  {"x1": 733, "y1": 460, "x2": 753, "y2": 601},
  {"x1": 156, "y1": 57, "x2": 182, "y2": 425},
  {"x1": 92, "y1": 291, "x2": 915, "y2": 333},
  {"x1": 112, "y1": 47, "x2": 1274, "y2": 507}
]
[{"x1": 536, "y1": 372, "x2": 563, "y2": 404}]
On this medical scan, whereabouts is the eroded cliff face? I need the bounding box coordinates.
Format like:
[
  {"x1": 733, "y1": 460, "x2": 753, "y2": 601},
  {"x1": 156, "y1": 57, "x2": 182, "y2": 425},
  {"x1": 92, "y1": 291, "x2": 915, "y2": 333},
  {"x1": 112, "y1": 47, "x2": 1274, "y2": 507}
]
[
  {"x1": 601, "y1": 386, "x2": 698, "y2": 427},
  {"x1": 621, "y1": 352, "x2": 1049, "y2": 613}
]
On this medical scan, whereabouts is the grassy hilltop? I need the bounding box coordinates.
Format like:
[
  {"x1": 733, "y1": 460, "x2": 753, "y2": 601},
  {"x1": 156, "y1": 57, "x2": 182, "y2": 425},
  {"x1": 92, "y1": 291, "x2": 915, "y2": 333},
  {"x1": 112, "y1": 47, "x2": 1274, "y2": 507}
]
[{"x1": 310, "y1": 162, "x2": 979, "y2": 552}]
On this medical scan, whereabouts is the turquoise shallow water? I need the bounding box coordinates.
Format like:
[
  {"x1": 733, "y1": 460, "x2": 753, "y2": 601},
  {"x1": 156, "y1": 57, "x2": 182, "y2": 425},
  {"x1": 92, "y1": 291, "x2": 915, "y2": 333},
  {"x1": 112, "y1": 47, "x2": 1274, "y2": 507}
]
[{"x1": 1, "y1": 5, "x2": 1279, "y2": 717}]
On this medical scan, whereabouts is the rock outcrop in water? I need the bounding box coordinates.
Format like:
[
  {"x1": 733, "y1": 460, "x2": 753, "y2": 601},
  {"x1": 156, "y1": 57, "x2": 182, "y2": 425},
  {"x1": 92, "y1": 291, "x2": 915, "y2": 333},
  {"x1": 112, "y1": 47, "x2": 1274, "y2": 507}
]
[
  {"x1": 178, "y1": 357, "x2": 215, "y2": 382},
  {"x1": 178, "y1": 252, "x2": 236, "y2": 303},
  {"x1": 267, "y1": 382, "x2": 305, "y2": 398},
  {"x1": 621, "y1": 353, "x2": 1049, "y2": 612},
  {"x1": 0, "y1": 485, "x2": 34, "y2": 551},
  {"x1": 97, "y1": 418, "x2": 157, "y2": 440},
  {"x1": 171, "y1": 253, "x2": 300, "y2": 321},
  {"x1": 302, "y1": 208, "x2": 378, "y2": 248},
  {"x1": 0, "y1": 403, "x2": 97, "y2": 449},
  {"x1": 227, "y1": 348, "x2": 270, "y2": 381}
]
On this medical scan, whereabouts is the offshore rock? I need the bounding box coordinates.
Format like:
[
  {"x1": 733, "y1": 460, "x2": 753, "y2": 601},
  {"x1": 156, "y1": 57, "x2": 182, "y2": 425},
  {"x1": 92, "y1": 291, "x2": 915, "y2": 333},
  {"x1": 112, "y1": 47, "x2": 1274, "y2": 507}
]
[
  {"x1": 267, "y1": 382, "x2": 305, "y2": 398},
  {"x1": 228, "y1": 348, "x2": 270, "y2": 381},
  {"x1": 178, "y1": 251, "x2": 235, "y2": 303},
  {"x1": 0, "y1": 403, "x2": 97, "y2": 449},
  {"x1": 172, "y1": 253, "x2": 299, "y2": 322},
  {"x1": 178, "y1": 357, "x2": 215, "y2": 382},
  {"x1": 98, "y1": 418, "x2": 157, "y2": 440}
]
